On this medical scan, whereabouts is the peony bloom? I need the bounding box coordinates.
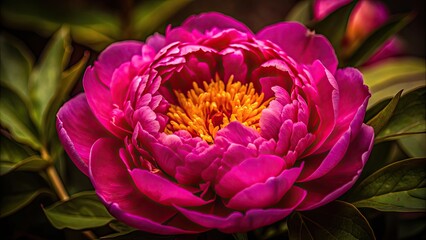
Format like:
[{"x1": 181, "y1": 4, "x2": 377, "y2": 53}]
[
  {"x1": 57, "y1": 12, "x2": 374, "y2": 234},
  {"x1": 313, "y1": 0, "x2": 404, "y2": 64}
]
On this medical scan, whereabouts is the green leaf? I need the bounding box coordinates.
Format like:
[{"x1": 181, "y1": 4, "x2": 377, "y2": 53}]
[
  {"x1": 131, "y1": 0, "x2": 192, "y2": 40},
  {"x1": 43, "y1": 191, "x2": 114, "y2": 230},
  {"x1": 367, "y1": 90, "x2": 402, "y2": 135},
  {"x1": 1, "y1": 0, "x2": 120, "y2": 51},
  {"x1": 285, "y1": 0, "x2": 312, "y2": 25},
  {"x1": 348, "y1": 158, "x2": 426, "y2": 212},
  {"x1": 42, "y1": 51, "x2": 89, "y2": 145},
  {"x1": 0, "y1": 172, "x2": 52, "y2": 218},
  {"x1": 361, "y1": 57, "x2": 425, "y2": 108},
  {"x1": 375, "y1": 87, "x2": 426, "y2": 143},
  {"x1": 398, "y1": 134, "x2": 426, "y2": 158},
  {"x1": 0, "y1": 87, "x2": 41, "y2": 149},
  {"x1": 0, "y1": 135, "x2": 48, "y2": 175},
  {"x1": 0, "y1": 34, "x2": 34, "y2": 103},
  {"x1": 287, "y1": 201, "x2": 375, "y2": 240},
  {"x1": 312, "y1": 0, "x2": 357, "y2": 56},
  {"x1": 347, "y1": 13, "x2": 414, "y2": 66},
  {"x1": 29, "y1": 26, "x2": 71, "y2": 129}
]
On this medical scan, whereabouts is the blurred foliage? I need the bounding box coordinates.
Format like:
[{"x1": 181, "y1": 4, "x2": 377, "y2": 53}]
[{"x1": 0, "y1": 0, "x2": 425, "y2": 239}]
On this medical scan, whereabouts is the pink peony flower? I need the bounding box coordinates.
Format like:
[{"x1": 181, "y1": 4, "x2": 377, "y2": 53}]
[
  {"x1": 57, "y1": 12, "x2": 374, "y2": 234},
  {"x1": 313, "y1": 0, "x2": 404, "y2": 64}
]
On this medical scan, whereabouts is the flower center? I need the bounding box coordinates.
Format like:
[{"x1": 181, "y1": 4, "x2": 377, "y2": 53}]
[{"x1": 165, "y1": 76, "x2": 272, "y2": 143}]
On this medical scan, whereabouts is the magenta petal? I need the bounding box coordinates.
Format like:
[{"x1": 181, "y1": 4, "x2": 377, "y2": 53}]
[
  {"x1": 257, "y1": 22, "x2": 337, "y2": 73},
  {"x1": 83, "y1": 67, "x2": 125, "y2": 137},
  {"x1": 313, "y1": 0, "x2": 352, "y2": 20},
  {"x1": 226, "y1": 164, "x2": 303, "y2": 210},
  {"x1": 182, "y1": 12, "x2": 253, "y2": 35},
  {"x1": 130, "y1": 169, "x2": 210, "y2": 207},
  {"x1": 95, "y1": 41, "x2": 145, "y2": 86},
  {"x1": 146, "y1": 33, "x2": 166, "y2": 52},
  {"x1": 215, "y1": 154, "x2": 285, "y2": 198},
  {"x1": 176, "y1": 187, "x2": 307, "y2": 233},
  {"x1": 215, "y1": 121, "x2": 260, "y2": 146},
  {"x1": 89, "y1": 138, "x2": 188, "y2": 233},
  {"x1": 56, "y1": 94, "x2": 110, "y2": 175},
  {"x1": 297, "y1": 124, "x2": 374, "y2": 210},
  {"x1": 298, "y1": 128, "x2": 351, "y2": 182}
]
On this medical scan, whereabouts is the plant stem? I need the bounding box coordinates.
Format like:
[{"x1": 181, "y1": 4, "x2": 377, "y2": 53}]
[{"x1": 42, "y1": 148, "x2": 96, "y2": 240}]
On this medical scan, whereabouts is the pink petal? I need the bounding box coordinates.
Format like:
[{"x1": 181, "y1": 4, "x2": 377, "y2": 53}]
[
  {"x1": 95, "y1": 41, "x2": 145, "y2": 86},
  {"x1": 297, "y1": 124, "x2": 374, "y2": 210},
  {"x1": 83, "y1": 67, "x2": 125, "y2": 137},
  {"x1": 176, "y1": 187, "x2": 307, "y2": 233},
  {"x1": 146, "y1": 33, "x2": 166, "y2": 52},
  {"x1": 215, "y1": 154, "x2": 285, "y2": 198},
  {"x1": 181, "y1": 12, "x2": 253, "y2": 35},
  {"x1": 215, "y1": 121, "x2": 260, "y2": 146},
  {"x1": 313, "y1": 0, "x2": 352, "y2": 20},
  {"x1": 257, "y1": 22, "x2": 338, "y2": 73},
  {"x1": 89, "y1": 138, "x2": 185, "y2": 233},
  {"x1": 130, "y1": 169, "x2": 210, "y2": 207},
  {"x1": 226, "y1": 164, "x2": 303, "y2": 210},
  {"x1": 56, "y1": 94, "x2": 110, "y2": 175}
]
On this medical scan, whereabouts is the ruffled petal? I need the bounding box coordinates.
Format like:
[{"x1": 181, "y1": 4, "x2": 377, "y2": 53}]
[
  {"x1": 215, "y1": 154, "x2": 285, "y2": 198},
  {"x1": 176, "y1": 187, "x2": 307, "y2": 233},
  {"x1": 257, "y1": 22, "x2": 338, "y2": 73},
  {"x1": 297, "y1": 124, "x2": 374, "y2": 210},
  {"x1": 56, "y1": 94, "x2": 110, "y2": 175},
  {"x1": 95, "y1": 41, "x2": 145, "y2": 86},
  {"x1": 215, "y1": 121, "x2": 260, "y2": 146},
  {"x1": 181, "y1": 12, "x2": 253, "y2": 35},
  {"x1": 226, "y1": 164, "x2": 303, "y2": 210},
  {"x1": 130, "y1": 169, "x2": 211, "y2": 207},
  {"x1": 89, "y1": 138, "x2": 192, "y2": 234}
]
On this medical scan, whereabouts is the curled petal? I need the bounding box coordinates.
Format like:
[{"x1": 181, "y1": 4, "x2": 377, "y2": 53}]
[
  {"x1": 226, "y1": 164, "x2": 303, "y2": 210},
  {"x1": 176, "y1": 187, "x2": 307, "y2": 233},
  {"x1": 257, "y1": 22, "x2": 338, "y2": 73},
  {"x1": 181, "y1": 12, "x2": 253, "y2": 35},
  {"x1": 297, "y1": 124, "x2": 374, "y2": 210},
  {"x1": 131, "y1": 169, "x2": 211, "y2": 207},
  {"x1": 56, "y1": 94, "x2": 110, "y2": 175},
  {"x1": 215, "y1": 154, "x2": 285, "y2": 198}
]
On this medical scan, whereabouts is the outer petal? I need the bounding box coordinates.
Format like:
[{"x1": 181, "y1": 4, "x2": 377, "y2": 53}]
[
  {"x1": 297, "y1": 124, "x2": 374, "y2": 210},
  {"x1": 56, "y1": 94, "x2": 110, "y2": 175},
  {"x1": 89, "y1": 138, "x2": 204, "y2": 234},
  {"x1": 257, "y1": 22, "x2": 338, "y2": 73},
  {"x1": 226, "y1": 164, "x2": 303, "y2": 210},
  {"x1": 176, "y1": 187, "x2": 307, "y2": 233},
  {"x1": 181, "y1": 12, "x2": 253, "y2": 35},
  {"x1": 130, "y1": 169, "x2": 210, "y2": 207},
  {"x1": 95, "y1": 41, "x2": 145, "y2": 86},
  {"x1": 215, "y1": 154, "x2": 285, "y2": 198}
]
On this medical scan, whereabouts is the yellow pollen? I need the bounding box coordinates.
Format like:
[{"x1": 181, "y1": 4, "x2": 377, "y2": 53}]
[{"x1": 165, "y1": 76, "x2": 273, "y2": 143}]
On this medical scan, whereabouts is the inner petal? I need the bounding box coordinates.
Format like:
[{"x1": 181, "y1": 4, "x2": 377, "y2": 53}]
[{"x1": 165, "y1": 76, "x2": 273, "y2": 143}]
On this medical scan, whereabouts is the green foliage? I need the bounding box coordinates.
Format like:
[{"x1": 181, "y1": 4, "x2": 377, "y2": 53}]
[
  {"x1": 29, "y1": 27, "x2": 72, "y2": 130},
  {"x1": 131, "y1": 0, "x2": 193, "y2": 40},
  {"x1": 285, "y1": 0, "x2": 312, "y2": 25},
  {"x1": 287, "y1": 201, "x2": 375, "y2": 240},
  {"x1": 43, "y1": 192, "x2": 114, "y2": 230},
  {"x1": 0, "y1": 172, "x2": 53, "y2": 218},
  {"x1": 348, "y1": 158, "x2": 426, "y2": 212},
  {"x1": 375, "y1": 87, "x2": 426, "y2": 143},
  {"x1": 361, "y1": 57, "x2": 425, "y2": 107},
  {"x1": 367, "y1": 90, "x2": 402, "y2": 135}
]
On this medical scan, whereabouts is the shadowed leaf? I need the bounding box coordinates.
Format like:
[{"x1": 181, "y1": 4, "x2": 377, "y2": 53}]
[
  {"x1": 287, "y1": 201, "x2": 375, "y2": 240},
  {"x1": 348, "y1": 158, "x2": 426, "y2": 212}
]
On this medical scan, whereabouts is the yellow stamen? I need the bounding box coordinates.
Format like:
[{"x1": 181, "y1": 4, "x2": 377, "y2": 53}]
[{"x1": 165, "y1": 75, "x2": 273, "y2": 143}]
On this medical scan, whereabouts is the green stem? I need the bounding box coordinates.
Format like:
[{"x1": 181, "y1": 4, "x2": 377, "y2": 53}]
[{"x1": 42, "y1": 148, "x2": 96, "y2": 240}]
